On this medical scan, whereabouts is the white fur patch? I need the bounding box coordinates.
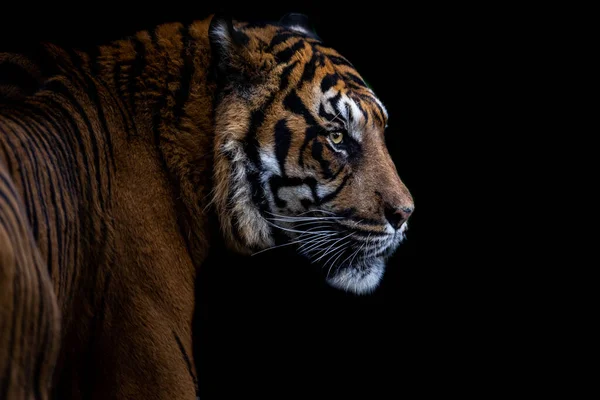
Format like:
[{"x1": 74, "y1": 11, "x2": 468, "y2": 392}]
[
  {"x1": 221, "y1": 140, "x2": 274, "y2": 250},
  {"x1": 276, "y1": 185, "x2": 314, "y2": 213},
  {"x1": 326, "y1": 257, "x2": 386, "y2": 295},
  {"x1": 259, "y1": 148, "x2": 281, "y2": 176},
  {"x1": 342, "y1": 97, "x2": 364, "y2": 142}
]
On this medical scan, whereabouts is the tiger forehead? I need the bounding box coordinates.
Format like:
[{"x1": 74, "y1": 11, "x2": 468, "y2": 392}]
[
  {"x1": 237, "y1": 24, "x2": 389, "y2": 129},
  {"x1": 236, "y1": 24, "x2": 346, "y2": 65}
]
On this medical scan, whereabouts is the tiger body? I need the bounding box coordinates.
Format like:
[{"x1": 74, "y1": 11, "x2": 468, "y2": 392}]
[{"x1": 0, "y1": 14, "x2": 413, "y2": 399}]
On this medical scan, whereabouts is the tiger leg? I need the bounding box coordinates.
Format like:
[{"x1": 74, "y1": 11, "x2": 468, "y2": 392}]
[
  {"x1": 78, "y1": 303, "x2": 199, "y2": 400},
  {"x1": 104, "y1": 307, "x2": 199, "y2": 400},
  {"x1": 0, "y1": 165, "x2": 60, "y2": 400}
]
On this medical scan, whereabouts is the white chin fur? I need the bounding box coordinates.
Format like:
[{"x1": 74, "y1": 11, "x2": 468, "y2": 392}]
[{"x1": 326, "y1": 258, "x2": 385, "y2": 295}]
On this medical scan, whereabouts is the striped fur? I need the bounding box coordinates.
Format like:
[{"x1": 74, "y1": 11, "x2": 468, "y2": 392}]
[
  {"x1": 209, "y1": 15, "x2": 414, "y2": 293},
  {"x1": 0, "y1": 13, "x2": 413, "y2": 399}
]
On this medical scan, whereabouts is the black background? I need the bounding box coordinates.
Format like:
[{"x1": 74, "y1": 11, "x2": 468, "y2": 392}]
[{"x1": 1, "y1": 1, "x2": 522, "y2": 398}]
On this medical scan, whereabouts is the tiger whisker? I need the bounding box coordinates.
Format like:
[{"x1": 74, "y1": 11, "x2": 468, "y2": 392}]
[
  {"x1": 313, "y1": 232, "x2": 354, "y2": 263},
  {"x1": 266, "y1": 217, "x2": 342, "y2": 223},
  {"x1": 325, "y1": 243, "x2": 352, "y2": 279},
  {"x1": 251, "y1": 234, "x2": 333, "y2": 256},
  {"x1": 333, "y1": 233, "x2": 369, "y2": 277},
  {"x1": 299, "y1": 236, "x2": 340, "y2": 254},
  {"x1": 286, "y1": 221, "x2": 339, "y2": 229},
  {"x1": 265, "y1": 209, "x2": 338, "y2": 218},
  {"x1": 265, "y1": 220, "x2": 337, "y2": 236}
]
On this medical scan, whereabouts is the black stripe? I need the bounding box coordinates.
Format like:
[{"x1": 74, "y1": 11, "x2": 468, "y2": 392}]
[
  {"x1": 268, "y1": 31, "x2": 296, "y2": 51},
  {"x1": 0, "y1": 172, "x2": 21, "y2": 207},
  {"x1": 318, "y1": 103, "x2": 337, "y2": 123},
  {"x1": 243, "y1": 93, "x2": 277, "y2": 214},
  {"x1": 269, "y1": 175, "x2": 319, "y2": 209},
  {"x1": 2, "y1": 115, "x2": 54, "y2": 277},
  {"x1": 299, "y1": 126, "x2": 320, "y2": 168},
  {"x1": 321, "y1": 73, "x2": 339, "y2": 93},
  {"x1": 128, "y1": 37, "x2": 146, "y2": 119},
  {"x1": 274, "y1": 119, "x2": 291, "y2": 176},
  {"x1": 69, "y1": 51, "x2": 116, "y2": 172},
  {"x1": 0, "y1": 114, "x2": 40, "y2": 239},
  {"x1": 320, "y1": 174, "x2": 350, "y2": 204},
  {"x1": 298, "y1": 54, "x2": 317, "y2": 89},
  {"x1": 327, "y1": 163, "x2": 346, "y2": 182},
  {"x1": 327, "y1": 92, "x2": 342, "y2": 115},
  {"x1": 86, "y1": 45, "x2": 103, "y2": 77},
  {"x1": 283, "y1": 89, "x2": 317, "y2": 125},
  {"x1": 327, "y1": 54, "x2": 355, "y2": 69},
  {"x1": 279, "y1": 60, "x2": 299, "y2": 92},
  {"x1": 345, "y1": 103, "x2": 354, "y2": 124},
  {"x1": 151, "y1": 29, "x2": 168, "y2": 146},
  {"x1": 173, "y1": 25, "x2": 194, "y2": 122},
  {"x1": 283, "y1": 90, "x2": 320, "y2": 168},
  {"x1": 274, "y1": 40, "x2": 305, "y2": 64},
  {"x1": 33, "y1": 105, "x2": 81, "y2": 302},
  {"x1": 173, "y1": 332, "x2": 198, "y2": 393},
  {"x1": 355, "y1": 93, "x2": 385, "y2": 125},
  {"x1": 311, "y1": 141, "x2": 333, "y2": 179},
  {"x1": 43, "y1": 95, "x2": 96, "y2": 288},
  {"x1": 300, "y1": 199, "x2": 312, "y2": 209},
  {"x1": 43, "y1": 80, "x2": 108, "y2": 289},
  {"x1": 26, "y1": 103, "x2": 79, "y2": 201},
  {"x1": 344, "y1": 72, "x2": 367, "y2": 88},
  {"x1": 44, "y1": 80, "x2": 106, "y2": 217},
  {"x1": 0, "y1": 133, "x2": 14, "y2": 176},
  {"x1": 110, "y1": 48, "x2": 138, "y2": 132},
  {"x1": 17, "y1": 108, "x2": 72, "y2": 298},
  {"x1": 0, "y1": 114, "x2": 38, "y2": 236},
  {"x1": 3, "y1": 113, "x2": 65, "y2": 281}
]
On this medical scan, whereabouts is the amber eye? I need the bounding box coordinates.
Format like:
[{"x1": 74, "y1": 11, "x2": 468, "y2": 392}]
[{"x1": 330, "y1": 131, "x2": 344, "y2": 144}]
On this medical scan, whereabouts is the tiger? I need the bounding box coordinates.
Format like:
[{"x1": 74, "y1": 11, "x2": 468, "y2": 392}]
[{"x1": 0, "y1": 12, "x2": 414, "y2": 399}]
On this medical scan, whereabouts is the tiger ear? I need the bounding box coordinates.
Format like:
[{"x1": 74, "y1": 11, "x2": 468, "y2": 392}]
[
  {"x1": 209, "y1": 14, "x2": 249, "y2": 77},
  {"x1": 279, "y1": 13, "x2": 319, "y2": 39}
]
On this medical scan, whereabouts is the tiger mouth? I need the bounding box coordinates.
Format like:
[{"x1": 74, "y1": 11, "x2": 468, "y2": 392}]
[
  {"x1": 263, "y1": 211, "x2": 406, "y2": 294},
  {"x1": 298, "y1": 227, "x2": 401, "y2": 295}
]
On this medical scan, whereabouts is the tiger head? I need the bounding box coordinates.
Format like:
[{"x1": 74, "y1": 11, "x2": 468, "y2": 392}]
[{"x1": 209, "y1": 14, "x2": 414, "y2": 294}]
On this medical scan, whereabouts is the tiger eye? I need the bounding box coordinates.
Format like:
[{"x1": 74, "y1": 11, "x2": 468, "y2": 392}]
[{"x1": 330, "y1": 132, "x2": 344, "y2": 144}]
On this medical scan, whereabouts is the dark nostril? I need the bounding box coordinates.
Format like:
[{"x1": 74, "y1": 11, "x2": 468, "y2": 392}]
[{"x1": 385, "y1": 205, "x2": 413, "y2": 230}]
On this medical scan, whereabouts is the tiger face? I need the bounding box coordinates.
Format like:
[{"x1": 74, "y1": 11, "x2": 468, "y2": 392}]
[{"x1": 210, "y1": 14, "x2": 414, "y2": 294}]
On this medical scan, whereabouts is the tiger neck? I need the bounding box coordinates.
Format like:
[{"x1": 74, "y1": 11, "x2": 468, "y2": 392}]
[
  {"x1": 92, "y1": 19, "x2": 218, "y2": 260},
  {"x1": 93, "y1": 19, "x2": 216, "y2": 143}
]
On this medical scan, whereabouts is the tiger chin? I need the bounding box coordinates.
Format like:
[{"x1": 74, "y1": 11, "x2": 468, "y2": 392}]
[{"x1": 210, "y1": 14, "x2": 414, "y2": 295}]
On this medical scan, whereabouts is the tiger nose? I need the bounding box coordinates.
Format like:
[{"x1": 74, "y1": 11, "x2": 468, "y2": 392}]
[{"x1": 384, "y1": 205, "x2": 413, "y2": 230}]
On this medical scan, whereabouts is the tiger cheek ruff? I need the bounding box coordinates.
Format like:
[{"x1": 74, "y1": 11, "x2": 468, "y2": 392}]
[{"x1": 0, "y1": 13, "x2": 413, "y2": 399}]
